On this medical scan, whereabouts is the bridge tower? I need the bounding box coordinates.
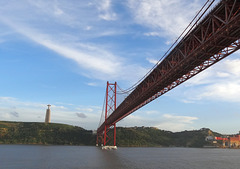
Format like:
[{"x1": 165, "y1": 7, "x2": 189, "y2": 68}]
[{"x1": 96, "y1": 81, "x2": 117, "y2": 150}]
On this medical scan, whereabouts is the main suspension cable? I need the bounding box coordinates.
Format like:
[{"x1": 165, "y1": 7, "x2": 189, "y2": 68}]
[{"x1": 98, "y1": 91, "x2": 106, "y2": 128}]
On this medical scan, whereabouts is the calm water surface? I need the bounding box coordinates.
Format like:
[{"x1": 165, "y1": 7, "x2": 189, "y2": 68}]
[{"x1": 1, "y1": 145, "x2": 240, "y2": 169}]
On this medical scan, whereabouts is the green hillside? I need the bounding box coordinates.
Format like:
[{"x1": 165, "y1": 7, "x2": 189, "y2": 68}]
[
  {"x1": 116, "y1": 127, "x2": 173, "y2": 147},
  {"x1": 0, "y1": 121, "x2": 94, "y2": 145},
  {"x1": 0, "y1": 121, "x2": 223, "y2": 147},
  {"x1": 115, "y1": 127, "x2": 221, "y2": 147}
]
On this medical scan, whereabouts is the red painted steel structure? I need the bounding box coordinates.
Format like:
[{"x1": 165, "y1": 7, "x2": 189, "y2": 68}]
[
  {"x1": 97, "y1": 0, "x2": 240, "y2": 139},
  {"x1": 97, "y1": 82, "x2": 117, "y2": 146}
]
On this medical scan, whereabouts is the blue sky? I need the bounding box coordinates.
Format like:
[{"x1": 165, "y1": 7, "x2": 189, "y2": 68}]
[{"x1": 1, "y1": 0, "x2": 240, "y2": 134}]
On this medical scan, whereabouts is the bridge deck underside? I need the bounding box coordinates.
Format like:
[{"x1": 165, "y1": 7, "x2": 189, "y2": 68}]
[{"x1": 97, "y1": 0, "x2": 240, "y2": 134}]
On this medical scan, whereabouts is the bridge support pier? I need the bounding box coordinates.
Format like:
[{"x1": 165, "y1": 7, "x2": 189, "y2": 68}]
[{"x1": 102, "y1": 146, "x2": 117, "y2": 150}]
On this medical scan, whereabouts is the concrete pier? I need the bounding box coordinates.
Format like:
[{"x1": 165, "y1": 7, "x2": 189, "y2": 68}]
[{"x1": 101, "y1": 146, "x2": 117, "y2": 150}]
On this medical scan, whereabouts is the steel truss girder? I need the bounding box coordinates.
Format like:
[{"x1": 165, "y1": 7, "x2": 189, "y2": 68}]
[{"x1": 97, "y1": 0, "x2": 240, "y2": 134}]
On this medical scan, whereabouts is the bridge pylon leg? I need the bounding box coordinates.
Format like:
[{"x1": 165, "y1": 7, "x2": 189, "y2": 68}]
[
  {"x1": 114, "y1": 123, "x2": 116, "y2": 146},
  {"x1": 97, "y1": 81, "x2": 117, "y2": 150}
]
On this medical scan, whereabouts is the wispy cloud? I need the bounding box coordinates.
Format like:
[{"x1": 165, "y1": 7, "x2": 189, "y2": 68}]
[
  {"x1": 163, "y1": 114, "x2": 198, "y2": 124},
  {"x1": 97, "y1": 0, "x2": 117, "y2": 21},
  {"x1": 155, "y1": 114, "x2": 198, "y2": 132},
  {"x1": 144, "y1": 32, "x2": 162, "y2": 37},
  {"x1": 0, "y1": 0, "x2": 223, "y2": 85},
  {"x1": 76, "y1": 107, "x2": 95, "y2": 113},
  {"x1": 0, "y1": 1, "x2": 148, "y2": 84},
  {"x1": 0, "y1": 18, "x2": 119, "y2": 75},
  {"x1": 0, "y1": 96, "x2": 101, "y2": 130},
  {"x1": 146, "y1": 57, "x2": 159, "y2": 65},
  {"x1": 169, "y1": 56, "x2": 240, "y2": 103},
  {"x1": 118, "y1": 112, "x2": 198, "y2": 132},
  {"x1": 0, "y1": 97, "x2": 67, "y2": 113},
  {"x1": 127, "y1": 0, "x2": 220, "y2": 39},
  {"x1": 127, "y1": 0, "x2": 198, "y2": 38}
]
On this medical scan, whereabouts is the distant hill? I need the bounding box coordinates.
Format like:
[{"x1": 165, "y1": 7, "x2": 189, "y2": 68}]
[
  {"x1": 115, "y1": 127, "x2": 222, "y2": 147},
  {"x1": 0, "y1": 121, "x2": 94, "y2": 145},
  {"x1": 0, "y1": 121, "x2": 223, "y2": 147}
]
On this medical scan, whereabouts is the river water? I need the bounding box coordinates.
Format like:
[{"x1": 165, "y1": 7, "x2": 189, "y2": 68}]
[{"x1": 1, "y1": 145, "x2": 240, "y2": 169}]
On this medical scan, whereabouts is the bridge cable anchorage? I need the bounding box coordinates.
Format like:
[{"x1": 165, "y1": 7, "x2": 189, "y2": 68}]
[{"x1": 117, "y1": 0, "x2": 216, "y2": 95}]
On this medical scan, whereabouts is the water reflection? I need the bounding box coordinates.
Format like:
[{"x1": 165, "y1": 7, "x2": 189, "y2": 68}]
[{"x1": 96, "y1": 148, "x2": 126, "y2": 169}]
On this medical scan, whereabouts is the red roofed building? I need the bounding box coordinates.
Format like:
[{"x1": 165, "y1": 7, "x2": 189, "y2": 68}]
[
  {"x1": 222, "y1": 135, "x2": 240, "y2": 148},
  {"x1": 229, "y1": 135, "x2": 240, "y2": 148}
]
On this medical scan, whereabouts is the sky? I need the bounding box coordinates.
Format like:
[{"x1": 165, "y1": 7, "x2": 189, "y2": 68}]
[{"x1": 1, "y1": 0, "x2": 240, "y2": 134}]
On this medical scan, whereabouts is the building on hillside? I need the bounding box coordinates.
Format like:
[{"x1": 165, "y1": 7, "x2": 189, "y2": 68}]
[
  {"x1": 229, "y1": 135, "x2": 240, "y2": 148},
  {"x1": 45, "y1": 104, "x2": 51, "y2": 123},
  {"x1": 205, "y1": 129, "x2": 240, "y2": 148},
  {"x1": 222, "y1": 135, "x2": 240, "y2": 148}
]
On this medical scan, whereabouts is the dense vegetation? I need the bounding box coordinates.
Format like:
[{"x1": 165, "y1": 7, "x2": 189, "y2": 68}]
[
  {"x1": 0, "y1": 121, "x2": 222, "y2": 147},
  {"x1": 0, "y1": 121, "x2": 94, "y2": 145},
  {"x1": 115, "y1": 127, "x2": 221, "y2": 147}
]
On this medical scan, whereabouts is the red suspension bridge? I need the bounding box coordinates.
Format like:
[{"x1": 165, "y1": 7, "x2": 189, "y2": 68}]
[{"x1": 96, "y1": 0, "x2": 240, "y2": 149}]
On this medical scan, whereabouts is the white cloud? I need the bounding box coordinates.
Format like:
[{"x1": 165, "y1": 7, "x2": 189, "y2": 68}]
[
  {"x1": 118, "y1": 114, "x2": 153, "y2": 127},
  {"x1": 85, "y1": 26, "x2": 92, "y2": 31},
  {"x1": 51, "y1": 105, "x2": 66, "y2": 110},
  {"x1": 128, "y1": 0, "x2": 200, "y2": 38},
  {"x1": 187, "y1": 59, "x2": 240, "y2": 86},
  {"x1": 198, "y1": 82, "x2": 240, "y2": 102},
  {"x1": 1, "y1": 20, "x2": 119, "y2": 76},
  {"x1": 86, "y1": 82, "x2": 98, "y2": 86},
  {"x1": 0, "y1": 113, "x2": 11, "y2": 119},
  {"x1": 54, "y1": 6, "x2": 64, "y2": 16},
  {"x1": 76, "y1": 107, "x2": 95, "y2": 113},
  {"x1": 55, "y1": 102, "x2": 73, "y2": 106},
  {"x1": 117, "y1": 112, "x2": 198, "y2": 132},
  {"x1": 97, "y1": 0, "x2": 117, "y2": 21},
  {"x1": 0, "y1": 97, "x2": 16, "y2": 102},
  {"x1": 145, "y1": 110, "x2": 158, "y2": 115},
  {"x1": 162, "y1": 114, "x2": 198, "y2": 124},
  {"x1": 170, "y1": 57, "x2": 240, "y2": 103},
  {"x1": 0, "y1": 1, "x2": 148, "y2": 83},
  {"x1": 0, "y1": 96, "x2": 101, "y2": 130},
  {"x1": 0, "y1": 97, "x2": 45, "y2": 108},
  {"x1": 146, "y1": 57, "x2": 159, "y2": 65},
  {"x1": 0, "y1": 97, "x2": 67, "y2": 115},
  {"x1": 182, "y1": 100, "x2": 195, "y2": 104},
  {"x1": 155, "y1": 114, "x2": 198, "y2": 132},
  {"x1": 27, "y1": 0, "x2": 83, "y2": 28},
  {"x1": 144, "y1": 32, "x2": 162, "y2": 37},
  {"x1": 128, "y1": 0, "x2": 220, "y2": 39}
]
